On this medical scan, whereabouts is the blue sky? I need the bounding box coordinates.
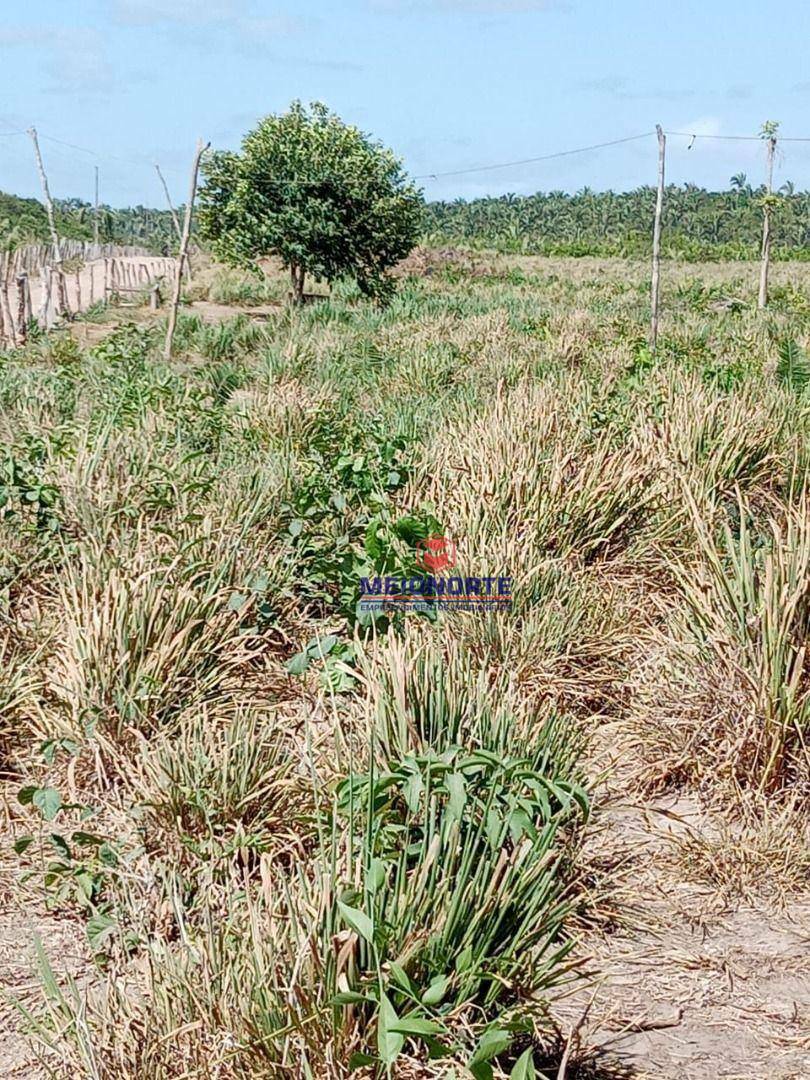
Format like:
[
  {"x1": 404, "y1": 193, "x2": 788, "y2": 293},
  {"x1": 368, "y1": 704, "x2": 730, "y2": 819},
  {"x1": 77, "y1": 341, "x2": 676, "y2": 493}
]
[{"x1": 3, "y1": 0, "x2": 810, "y2": 207}]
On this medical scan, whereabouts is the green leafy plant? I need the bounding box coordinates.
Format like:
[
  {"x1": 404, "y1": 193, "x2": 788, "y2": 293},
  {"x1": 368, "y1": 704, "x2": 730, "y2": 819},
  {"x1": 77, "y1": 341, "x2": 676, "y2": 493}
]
[
  {"x1": 198, "y1": 100, "x2": 424, "y2": 302},
  {"x1": 324, "y1": 706, "x2": 589, "y2": 1071},
  {"x1": 15, "y1": 784, "x2": 120, "y2": 921},
  {"x1": 285, "y1": 632, "x2": 357, "y2": 692},
  {"x1": 776, "y1": 337, "x2": 810, "y2": 393},
  {"x1": 0, "y1": 446, "x2": 60, "y2": 533}
]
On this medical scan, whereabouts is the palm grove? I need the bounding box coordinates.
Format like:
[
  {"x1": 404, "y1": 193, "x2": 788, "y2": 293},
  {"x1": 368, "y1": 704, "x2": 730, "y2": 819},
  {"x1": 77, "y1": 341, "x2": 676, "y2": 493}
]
[{"x1": 424, "y1": 175, "x2": 810, "y2": 260}]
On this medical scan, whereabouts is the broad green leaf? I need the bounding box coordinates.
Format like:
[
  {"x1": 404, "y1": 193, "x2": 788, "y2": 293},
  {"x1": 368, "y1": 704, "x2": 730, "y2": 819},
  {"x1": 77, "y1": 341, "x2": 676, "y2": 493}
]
[
  {"x1": 421, "y1": 974, "x2": 450, "y2": 1005},
  {"x1": 469, "y1": 1027, "x2": 512, "y2": 1067},
  {"x1": 390, "y1": 1015, "x2": 443, "y2": 1035},
  {"x1": 485, "y1": 807, "x2": 503, "y2": 848},
  {"x1": 72, "y1": 831, "x2": 103, "y2": 847},
  {"x1": 456, "y1": 945, "x2": 473, "y2": 973},
  {"x1": 388, "y1": 960, "x2": 413, "y2": 993},
  {"x1": 445, "y1": 772, "x2": 466, "y2": 821},
  {"x1": 367, "y1": 858, "x2": 387, "y2": 892},
  {"x1": 337, "y1": 900, "x2": 374, "y2": 944},
  {"x1": 86, "y1": 912, "x2": 116, "y2": 951},
  {"x1": 32, "y1": 787, "x2": 61, "y2": 821},
  {"x1": 377, "y1": 993, "x2": 405, "y2": 1065},
  {"x1": 98, "y1": 842, "x2": 118, "y2": 867},
  {"x1": 74, "y1": 870, "x2": 96, "y2": 904},
  {"x1": 510, "y1": 1048, "x2": 536, "y2": 1079},
  {"x1": 403, "y1": 769, "x2": 424, "y2": 813},
  {"x1": 347, "y1": 1051, "x2": 377, "y2": 1070},
  {"x1": 306, "y1": 633, "x2": 337, "y2": 657},
  {"x1": 286, "y1": 651, "x2": 310, "y2": 675},
  {"x1": 331, "y1": 991, "x2": 367, "y2": 1005},
  {"x1": 48, "y1": 833, "x2": 71, "y2": 860}
]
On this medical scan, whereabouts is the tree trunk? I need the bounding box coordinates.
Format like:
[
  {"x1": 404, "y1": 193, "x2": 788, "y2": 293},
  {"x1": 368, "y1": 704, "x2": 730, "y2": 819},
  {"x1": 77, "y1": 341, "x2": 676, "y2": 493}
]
[{"x1": 290, "y1": 263, "x2": 305, "y2": 304}]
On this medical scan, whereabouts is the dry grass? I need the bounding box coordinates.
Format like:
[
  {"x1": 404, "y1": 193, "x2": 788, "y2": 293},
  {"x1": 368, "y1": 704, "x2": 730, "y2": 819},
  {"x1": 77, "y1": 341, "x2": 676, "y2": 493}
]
[{"x1": 1, "y1": 251, "x2": 809, "y2": 1077}]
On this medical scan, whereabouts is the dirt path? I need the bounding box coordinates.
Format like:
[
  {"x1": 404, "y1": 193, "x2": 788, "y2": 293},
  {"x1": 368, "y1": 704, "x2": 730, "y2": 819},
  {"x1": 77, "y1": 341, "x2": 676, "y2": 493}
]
[
  {"x1": 0, "y1": 873, "x2": 89, "y2": 1078},
  {"x1": 551, "y1": 773, "x2": 810, "y2": 1078}
]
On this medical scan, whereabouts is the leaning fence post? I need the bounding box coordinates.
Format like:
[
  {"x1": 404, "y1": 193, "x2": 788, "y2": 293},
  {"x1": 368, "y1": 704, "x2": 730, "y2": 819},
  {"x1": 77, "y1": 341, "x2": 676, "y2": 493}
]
[
  {"x1": 28, "y1": 127, "x2": 70, "y2": 316},
  {"x1": 165, "y1": 139, "x2": 209, "y2": 361},
  {"x1": 650, "y1": 124, "x2": 666, "y2": 350}
]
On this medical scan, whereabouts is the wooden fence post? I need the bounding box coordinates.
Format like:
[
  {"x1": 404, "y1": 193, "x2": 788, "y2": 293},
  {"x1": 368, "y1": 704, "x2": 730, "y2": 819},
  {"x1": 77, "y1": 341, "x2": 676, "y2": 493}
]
[
  {"x1": 650, "y1": 124, "x2": 666, "y2": 350},
  {"x1": 1, "y1": 255, "x2": 17, "y2": 347},
  {"x1": 16, "y1": 273, "x2": 28, "y2": 345},
  {"x1": 38, "y1": 268, "x2": 51, "y2": 327},
  {"x1": 0, "y1": 255, "x2": 6, "y2": 347},
  {"x1": 61, "y1": 271, "x2": 72, "y2": 317},
  {"x1": 164, "y1": 139, "x2": 209, "y2": 361},
  {"x1": 28, "y1": 128, "x2": 69, "y2": 315},
  {"x1": 94, "y1": 165, "x2": 100, "y2": 246},
  {"x1": 758, "y1": 134, "x2": 777, "y2": 311},
  {"x1": 155, "y1": 163, "x2": 191, "y2": 279}
]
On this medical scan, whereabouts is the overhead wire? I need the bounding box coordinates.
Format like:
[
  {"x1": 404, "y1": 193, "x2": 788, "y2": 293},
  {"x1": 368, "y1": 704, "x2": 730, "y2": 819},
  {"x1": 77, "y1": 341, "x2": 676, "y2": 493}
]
[
  {"x1": 5, "y1": 123, "x2": 810, "y2": 199},
  {"x1": 411, "y1": 131, "x2": 654, "y2": 179}
]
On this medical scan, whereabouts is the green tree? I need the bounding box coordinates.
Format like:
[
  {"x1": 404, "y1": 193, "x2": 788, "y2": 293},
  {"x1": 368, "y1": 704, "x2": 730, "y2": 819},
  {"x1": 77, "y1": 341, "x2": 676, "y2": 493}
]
[{"x1": 198, "y1": 101, "x2": 423, "y2": 303}]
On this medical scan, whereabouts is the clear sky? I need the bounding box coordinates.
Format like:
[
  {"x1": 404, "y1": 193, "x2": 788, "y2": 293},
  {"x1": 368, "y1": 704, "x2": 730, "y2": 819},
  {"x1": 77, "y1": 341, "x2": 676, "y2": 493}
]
[{"x1": 3, "y1": 0, "x2": 810, "y2": 208}]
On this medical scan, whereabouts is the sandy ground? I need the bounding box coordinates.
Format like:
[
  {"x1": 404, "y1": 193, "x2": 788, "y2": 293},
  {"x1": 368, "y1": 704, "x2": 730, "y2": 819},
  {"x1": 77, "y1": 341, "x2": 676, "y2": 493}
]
[
  {"x1": 549, "y1": 730, "x2": 810, "y2": 1080},
  {"x1": 0, "y1": 895, "x2": 88, "y2": 1077}
]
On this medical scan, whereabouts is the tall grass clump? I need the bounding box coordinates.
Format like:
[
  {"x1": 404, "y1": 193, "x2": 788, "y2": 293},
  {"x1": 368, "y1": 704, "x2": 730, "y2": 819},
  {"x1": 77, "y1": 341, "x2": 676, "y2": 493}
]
[{"x1": 636, "y1": 489, "x2": 810, "y2": 801}]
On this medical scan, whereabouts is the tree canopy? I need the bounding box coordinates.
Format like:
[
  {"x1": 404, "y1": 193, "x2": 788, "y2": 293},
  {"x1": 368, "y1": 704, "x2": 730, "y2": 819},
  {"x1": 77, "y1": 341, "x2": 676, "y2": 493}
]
[{"x1": 197, "y1": 101, "x2": 424, "y2": 301}]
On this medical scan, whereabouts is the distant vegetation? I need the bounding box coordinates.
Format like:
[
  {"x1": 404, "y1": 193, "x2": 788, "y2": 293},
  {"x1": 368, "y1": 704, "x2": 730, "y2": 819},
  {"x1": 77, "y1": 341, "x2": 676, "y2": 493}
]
[
  {"x1": 6, "y1": 174, "x2": 810, "y2": 263},
  {"x1": 0, "y1": 190, "x2": 177, "y2": 251},
  {"x1": 424, "y1": 179, "x2": 810, "y2": 260}
]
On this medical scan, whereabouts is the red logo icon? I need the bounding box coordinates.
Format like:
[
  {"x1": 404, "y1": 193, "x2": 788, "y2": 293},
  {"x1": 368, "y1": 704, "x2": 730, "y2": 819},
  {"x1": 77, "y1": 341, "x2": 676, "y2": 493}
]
[{"x1": 416, "y1": 535, "x2": 457, "y2": 573}]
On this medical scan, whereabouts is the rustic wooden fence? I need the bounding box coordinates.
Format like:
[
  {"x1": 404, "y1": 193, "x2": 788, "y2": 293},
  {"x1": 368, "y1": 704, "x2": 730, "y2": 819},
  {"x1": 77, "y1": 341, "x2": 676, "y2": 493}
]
[{"x1": 0, "y1": 241, "x2": 178, "y2": 347}]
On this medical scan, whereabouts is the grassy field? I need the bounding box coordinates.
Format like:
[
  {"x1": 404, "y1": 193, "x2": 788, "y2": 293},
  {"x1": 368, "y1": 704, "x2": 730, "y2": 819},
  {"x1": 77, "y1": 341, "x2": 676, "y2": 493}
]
[{"x1": 1, "y1": 251, "x2": 809, "y2": 1078}]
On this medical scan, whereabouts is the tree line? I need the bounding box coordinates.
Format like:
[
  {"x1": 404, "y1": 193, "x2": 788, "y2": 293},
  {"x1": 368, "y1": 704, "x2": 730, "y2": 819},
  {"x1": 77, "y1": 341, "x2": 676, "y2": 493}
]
[
  {"x1": 0, "y1": 190, "x2": 178, "y2": 252},
  {"x1": 6, "y1": 156, "x2": 810, "y2": 265},
  {"x1": 423, "y1": 178, "x2": 810, "y2": 260}
]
